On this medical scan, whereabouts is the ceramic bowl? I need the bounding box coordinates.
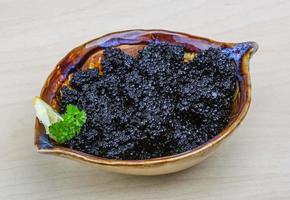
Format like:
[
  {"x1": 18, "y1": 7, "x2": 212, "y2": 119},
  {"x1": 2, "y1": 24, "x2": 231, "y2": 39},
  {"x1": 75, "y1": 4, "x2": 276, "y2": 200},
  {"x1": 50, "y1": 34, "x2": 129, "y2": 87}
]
[{"x1": 34, "y1": 29, "x2": 258, "y2": 175}]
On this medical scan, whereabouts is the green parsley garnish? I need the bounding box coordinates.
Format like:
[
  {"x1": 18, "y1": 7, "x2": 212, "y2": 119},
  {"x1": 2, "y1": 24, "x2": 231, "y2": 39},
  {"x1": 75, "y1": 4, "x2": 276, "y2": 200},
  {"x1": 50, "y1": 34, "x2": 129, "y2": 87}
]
[{"x1": 49, "y1": 104, "x2": 87, "y2": 144}]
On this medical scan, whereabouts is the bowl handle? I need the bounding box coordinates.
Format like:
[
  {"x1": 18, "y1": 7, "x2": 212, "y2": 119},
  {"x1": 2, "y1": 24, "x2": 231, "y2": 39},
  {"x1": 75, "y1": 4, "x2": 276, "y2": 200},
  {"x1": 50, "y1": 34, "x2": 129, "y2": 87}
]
[{"x1": 222, "y1": 41, "x2": 258, "y2": 64}]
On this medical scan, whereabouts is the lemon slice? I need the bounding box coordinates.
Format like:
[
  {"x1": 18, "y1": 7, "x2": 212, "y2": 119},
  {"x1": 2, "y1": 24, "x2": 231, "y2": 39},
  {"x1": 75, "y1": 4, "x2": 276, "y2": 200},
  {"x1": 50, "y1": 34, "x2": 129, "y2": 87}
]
[{"x1": 33, "y1": 96, "x2": 63, "y2": 134}]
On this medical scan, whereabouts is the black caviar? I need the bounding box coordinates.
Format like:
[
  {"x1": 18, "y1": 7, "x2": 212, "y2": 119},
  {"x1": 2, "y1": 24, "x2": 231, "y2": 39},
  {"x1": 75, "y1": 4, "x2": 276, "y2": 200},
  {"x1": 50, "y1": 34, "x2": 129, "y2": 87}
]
[{"x1": 59, "y1": 41, "x2": 237, "y2": 160}]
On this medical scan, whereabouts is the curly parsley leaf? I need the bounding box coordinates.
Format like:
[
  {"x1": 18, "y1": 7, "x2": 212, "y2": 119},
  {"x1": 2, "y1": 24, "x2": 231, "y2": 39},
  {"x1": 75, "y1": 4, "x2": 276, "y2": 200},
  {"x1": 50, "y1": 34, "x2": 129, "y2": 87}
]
[{"x1": 49, "y1": 104, "x2": 86, "y2": 144}]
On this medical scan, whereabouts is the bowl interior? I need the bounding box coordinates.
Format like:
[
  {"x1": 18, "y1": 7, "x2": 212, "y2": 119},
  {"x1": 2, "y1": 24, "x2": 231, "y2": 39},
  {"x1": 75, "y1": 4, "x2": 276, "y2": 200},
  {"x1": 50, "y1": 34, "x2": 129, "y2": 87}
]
[{"x1": 35, "y1": 29, "x2": 256, "y2": 164}]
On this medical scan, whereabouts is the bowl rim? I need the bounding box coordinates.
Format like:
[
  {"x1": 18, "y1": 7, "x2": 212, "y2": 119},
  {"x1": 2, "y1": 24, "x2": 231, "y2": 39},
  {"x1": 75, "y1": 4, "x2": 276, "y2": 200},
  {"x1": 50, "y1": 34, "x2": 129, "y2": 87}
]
[{"x1": 35, "y1": 29, "x2": 256, "y2": 166}]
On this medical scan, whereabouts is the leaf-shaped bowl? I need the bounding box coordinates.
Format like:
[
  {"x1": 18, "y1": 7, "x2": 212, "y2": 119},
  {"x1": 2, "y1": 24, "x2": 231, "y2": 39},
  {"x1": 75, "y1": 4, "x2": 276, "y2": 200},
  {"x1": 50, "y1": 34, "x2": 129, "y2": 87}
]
[{"x1": 35, "y1": 29, "x2": 258, "y2": 175}]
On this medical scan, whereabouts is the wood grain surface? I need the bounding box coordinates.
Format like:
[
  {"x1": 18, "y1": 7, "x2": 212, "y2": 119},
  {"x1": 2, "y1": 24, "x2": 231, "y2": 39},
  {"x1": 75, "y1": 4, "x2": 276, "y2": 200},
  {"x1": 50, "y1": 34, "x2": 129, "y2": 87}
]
[{"x1": 0, "y1": 0, "x2": 289, "y2": 199}]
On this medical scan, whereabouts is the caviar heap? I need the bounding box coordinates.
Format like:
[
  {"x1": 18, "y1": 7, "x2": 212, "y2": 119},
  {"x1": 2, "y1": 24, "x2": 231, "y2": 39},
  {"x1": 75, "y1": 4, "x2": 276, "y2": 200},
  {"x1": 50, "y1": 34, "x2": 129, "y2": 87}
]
[{"x1": 59, "y1": 41, "x2": 237, "y2": 160}]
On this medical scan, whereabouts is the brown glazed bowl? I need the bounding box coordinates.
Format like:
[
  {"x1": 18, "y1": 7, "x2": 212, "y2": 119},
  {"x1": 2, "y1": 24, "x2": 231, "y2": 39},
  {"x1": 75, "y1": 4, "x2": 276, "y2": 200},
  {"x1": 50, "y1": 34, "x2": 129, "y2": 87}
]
[{"x1": 35, "y1": 29, "x2": 258, "y2": 175}]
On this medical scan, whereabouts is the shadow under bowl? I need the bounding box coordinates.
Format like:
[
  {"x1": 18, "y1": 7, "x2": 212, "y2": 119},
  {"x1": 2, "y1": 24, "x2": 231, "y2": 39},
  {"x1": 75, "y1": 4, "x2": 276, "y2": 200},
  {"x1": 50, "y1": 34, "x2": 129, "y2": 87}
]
[{"x1": 35, "y1": 29, "x2": 258, "y2": 175}]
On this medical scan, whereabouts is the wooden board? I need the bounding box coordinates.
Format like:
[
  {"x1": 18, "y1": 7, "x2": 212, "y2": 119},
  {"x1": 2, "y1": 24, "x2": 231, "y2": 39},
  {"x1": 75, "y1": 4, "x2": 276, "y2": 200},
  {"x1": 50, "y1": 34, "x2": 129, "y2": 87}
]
[{"x1": 0, "y1": 0, "x2": 289, "y2": 199}]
